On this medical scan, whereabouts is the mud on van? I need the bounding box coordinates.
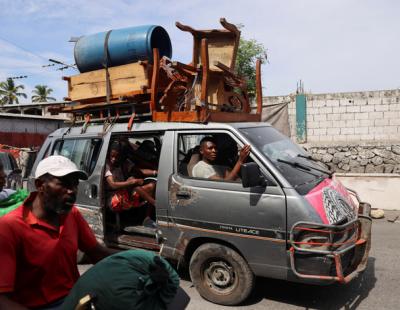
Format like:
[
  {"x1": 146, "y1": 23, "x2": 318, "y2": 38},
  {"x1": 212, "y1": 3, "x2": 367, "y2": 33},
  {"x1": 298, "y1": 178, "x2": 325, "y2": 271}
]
[{"x1": 29, "y1": 121, "x2": 372, "y2": 306}]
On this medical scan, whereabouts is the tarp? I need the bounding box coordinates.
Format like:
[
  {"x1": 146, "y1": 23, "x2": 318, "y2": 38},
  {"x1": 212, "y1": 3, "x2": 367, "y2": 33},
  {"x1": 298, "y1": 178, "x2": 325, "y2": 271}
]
[
  {"x1": 0, "y1": 189, "x2": 28, "y2": 217},
  {"x1": 0, "y1": 145, "x2": 21, "y2": 159},
  {"x1": 62, "y1": 250, "x2": 180, "y2": 310},
  {"x1": 261, "y1": 101, "x2": 291, "y2": 137}
]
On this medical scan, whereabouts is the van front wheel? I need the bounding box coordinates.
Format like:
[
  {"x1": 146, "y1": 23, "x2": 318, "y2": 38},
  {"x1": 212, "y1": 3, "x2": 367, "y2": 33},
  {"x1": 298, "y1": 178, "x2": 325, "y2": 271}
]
[{"x1": 189, "y1": 243, "x2": 254, "y2": 306}]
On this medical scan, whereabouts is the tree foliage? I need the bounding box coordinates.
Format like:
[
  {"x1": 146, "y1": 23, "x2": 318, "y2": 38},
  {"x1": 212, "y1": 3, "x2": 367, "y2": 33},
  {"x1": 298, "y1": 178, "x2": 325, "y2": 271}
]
[
  {"x1": 31, "y1": 85, "x2": 56, "y2": 102},
  {"x1": 0, "y1": 78, "x2": 27, "y2": 105},
  {"x1": 235, "y1": 38, "x2": 267, "y2": 99}
]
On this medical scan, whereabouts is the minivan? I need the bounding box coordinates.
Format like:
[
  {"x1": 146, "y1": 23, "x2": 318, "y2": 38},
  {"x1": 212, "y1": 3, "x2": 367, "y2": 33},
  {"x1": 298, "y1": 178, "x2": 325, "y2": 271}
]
[{"x1": 29, "y1": 121, "x2": 372, "y2": 306}]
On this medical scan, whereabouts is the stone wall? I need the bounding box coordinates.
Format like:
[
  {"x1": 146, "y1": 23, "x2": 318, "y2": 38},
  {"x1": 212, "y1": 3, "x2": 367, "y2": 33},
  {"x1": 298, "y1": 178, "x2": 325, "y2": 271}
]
[
  {"x1": 264, "y1": 89, "x2": 400, "y2": 143},
  {"x1": 304, "y1": 143, "x2": 400, "y2": 173},
  {"x1": 264, "y1": 89, "x2": 400, "y2": 174}
]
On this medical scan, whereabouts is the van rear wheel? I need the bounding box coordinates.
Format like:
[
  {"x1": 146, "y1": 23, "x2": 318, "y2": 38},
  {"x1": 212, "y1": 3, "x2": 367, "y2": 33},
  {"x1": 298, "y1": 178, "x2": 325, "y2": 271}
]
[{"x1": 189, "y1": 243, "x2": 254, "y2": 306}]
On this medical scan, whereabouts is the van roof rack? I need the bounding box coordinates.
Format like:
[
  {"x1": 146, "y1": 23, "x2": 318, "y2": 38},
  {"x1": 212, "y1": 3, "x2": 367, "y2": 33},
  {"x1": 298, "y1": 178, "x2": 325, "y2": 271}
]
[{"x1": 63, "y1": 101, "x2": 152, "y2": 125}]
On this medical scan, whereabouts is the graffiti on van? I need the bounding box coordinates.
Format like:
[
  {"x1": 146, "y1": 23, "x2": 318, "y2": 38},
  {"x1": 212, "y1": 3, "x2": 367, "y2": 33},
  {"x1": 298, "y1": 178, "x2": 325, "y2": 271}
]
[{"x1": 305, "y1": 176, "x2": 357, "y2": 225}]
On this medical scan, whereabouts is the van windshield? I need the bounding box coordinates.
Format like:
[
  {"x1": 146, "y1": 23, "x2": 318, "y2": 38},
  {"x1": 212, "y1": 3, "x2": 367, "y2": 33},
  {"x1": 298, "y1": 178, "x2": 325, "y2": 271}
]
[{"x1": 239, "y1": 126, "x2": 329, "y2": 195}]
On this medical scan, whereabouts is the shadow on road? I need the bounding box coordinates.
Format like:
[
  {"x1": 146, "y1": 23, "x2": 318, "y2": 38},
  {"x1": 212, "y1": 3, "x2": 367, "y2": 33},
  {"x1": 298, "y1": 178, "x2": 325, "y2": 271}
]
[{"x1": 243, "y1": 256, "x2": 377, "y2": 309}]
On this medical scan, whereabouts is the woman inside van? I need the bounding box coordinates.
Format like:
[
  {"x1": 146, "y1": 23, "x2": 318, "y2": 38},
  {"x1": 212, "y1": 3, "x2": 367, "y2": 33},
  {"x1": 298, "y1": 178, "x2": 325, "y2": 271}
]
[
  {"x1": 0, "y1": 162, "x2": 15, "y2": 202},
  {"x1": 105, "y1": 142, "x2": 156, "y2": 227}
]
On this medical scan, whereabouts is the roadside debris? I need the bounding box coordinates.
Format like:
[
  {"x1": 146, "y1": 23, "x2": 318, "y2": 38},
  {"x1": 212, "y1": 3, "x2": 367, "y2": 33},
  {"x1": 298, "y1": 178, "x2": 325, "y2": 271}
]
[
  {"x1": 370, "y1": 209, "x2": 385, "y2": 219},
  {"x1": 387, "y1": 215, "x2": 399, "y2": 223}
]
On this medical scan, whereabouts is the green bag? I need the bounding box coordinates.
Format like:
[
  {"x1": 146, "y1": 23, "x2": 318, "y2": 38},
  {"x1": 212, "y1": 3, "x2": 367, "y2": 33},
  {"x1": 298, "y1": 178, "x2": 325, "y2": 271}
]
[
  {"x1": 62, "y1": 250, "x2": 180, "y2": 310},
  {"x1": 0, "y1": 189, "x2": 29, "y2": 217}
]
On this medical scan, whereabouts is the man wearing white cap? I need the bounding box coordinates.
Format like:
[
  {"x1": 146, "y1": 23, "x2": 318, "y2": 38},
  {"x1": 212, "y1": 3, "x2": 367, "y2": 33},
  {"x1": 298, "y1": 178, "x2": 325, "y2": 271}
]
[{"x1": 0, "y1": 155, "x2": 113, "y2": 309}]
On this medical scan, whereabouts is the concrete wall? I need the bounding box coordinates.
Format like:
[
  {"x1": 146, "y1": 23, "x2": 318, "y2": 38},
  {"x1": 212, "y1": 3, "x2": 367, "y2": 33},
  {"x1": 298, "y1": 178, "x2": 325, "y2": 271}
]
[
  {"x1": 264, "y1": 90, "x2": 400, "y2": 209},
  {"x1": 337, "y1": 174, "x2": 400, "y2": 210},
  {"x1": 265, "y1": 89, "x2": 400, "y2": 143},
  {"x1": 264, "y1": 89, "x2": 400, "y2": 174}
]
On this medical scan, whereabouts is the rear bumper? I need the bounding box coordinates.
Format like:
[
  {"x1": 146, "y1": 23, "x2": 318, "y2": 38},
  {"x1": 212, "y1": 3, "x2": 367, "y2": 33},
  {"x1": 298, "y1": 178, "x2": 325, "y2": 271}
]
[{"x1": 289, "y1": 202, "x2": 372, "y2": 284}]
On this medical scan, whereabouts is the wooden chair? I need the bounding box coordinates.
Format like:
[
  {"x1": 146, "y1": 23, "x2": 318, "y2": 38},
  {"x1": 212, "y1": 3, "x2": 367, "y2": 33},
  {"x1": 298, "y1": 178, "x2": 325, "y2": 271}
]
[{"x1": 175, "y1": 18, "x2": 250, "y2": 113}]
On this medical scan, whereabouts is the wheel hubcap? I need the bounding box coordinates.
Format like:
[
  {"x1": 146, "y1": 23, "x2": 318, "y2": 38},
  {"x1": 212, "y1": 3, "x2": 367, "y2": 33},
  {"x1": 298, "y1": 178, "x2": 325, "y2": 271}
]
[{"x1": 204, "y1": 261, "x2": 235, "y2": 292}]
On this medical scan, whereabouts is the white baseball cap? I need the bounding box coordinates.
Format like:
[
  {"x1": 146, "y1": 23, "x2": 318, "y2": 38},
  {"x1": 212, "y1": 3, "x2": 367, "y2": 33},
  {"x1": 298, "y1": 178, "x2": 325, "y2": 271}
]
[{"x1": 35, "y1": 155, "x2": 88, "y2": 180}]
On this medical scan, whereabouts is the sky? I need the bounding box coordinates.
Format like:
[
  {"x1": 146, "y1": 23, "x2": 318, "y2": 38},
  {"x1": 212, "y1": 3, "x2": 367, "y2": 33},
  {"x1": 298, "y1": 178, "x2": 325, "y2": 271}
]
[{"x1": 0, "y1": 0, "x2": 399, "y2": 102}]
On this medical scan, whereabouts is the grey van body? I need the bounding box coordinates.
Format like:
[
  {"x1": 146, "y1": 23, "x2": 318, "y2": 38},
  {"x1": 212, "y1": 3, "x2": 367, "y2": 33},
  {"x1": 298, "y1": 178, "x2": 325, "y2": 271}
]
[{"x1": 29, "y1": 121, "x2": 372, "y2": 305}]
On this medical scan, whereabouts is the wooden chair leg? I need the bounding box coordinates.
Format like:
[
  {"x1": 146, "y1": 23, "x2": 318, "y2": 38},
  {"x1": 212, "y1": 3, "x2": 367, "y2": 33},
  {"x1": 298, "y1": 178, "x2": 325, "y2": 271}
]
[
  {"x1": 150, "y1": 48, "x2": 160, "y2": 114},
  {"x1": 200, "y1": 38, "x2": 209, "y2": 111},
  {"x1": 256, "y1": 59, "x2": 263, "y2": 116}
]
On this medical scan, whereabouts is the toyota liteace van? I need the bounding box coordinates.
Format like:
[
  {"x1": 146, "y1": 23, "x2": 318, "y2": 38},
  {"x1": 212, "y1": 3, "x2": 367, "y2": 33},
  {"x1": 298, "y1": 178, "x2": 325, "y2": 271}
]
[{"x1": 29, "y1": 121, "x2": 372, "y2": 306}]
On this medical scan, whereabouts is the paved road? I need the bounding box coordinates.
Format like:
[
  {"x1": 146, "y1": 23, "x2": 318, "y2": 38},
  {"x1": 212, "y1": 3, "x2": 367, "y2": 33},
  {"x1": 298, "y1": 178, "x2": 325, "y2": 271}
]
[{"x1": 79, "y1": 210, "x2": 400, "y2": 310}]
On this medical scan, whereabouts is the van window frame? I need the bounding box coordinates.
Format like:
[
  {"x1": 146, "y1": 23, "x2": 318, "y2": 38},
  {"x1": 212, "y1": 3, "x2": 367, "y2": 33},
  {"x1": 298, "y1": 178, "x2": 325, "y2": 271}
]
[
  {"x1": 174, "y1": 129, "x2": 279, "y2": 189},
  {"x1": 239, "y1": 126, "x2": 329, "y2": 195},
  {"x1": 108, "y1": 131, "x2": 165, "y2": 162},
  {"x1": 106, "y1": 131, "x2": 165, "y2": 177},
  {"x1": 51, "y1": 137, "x2": 103, "y2": 177}
]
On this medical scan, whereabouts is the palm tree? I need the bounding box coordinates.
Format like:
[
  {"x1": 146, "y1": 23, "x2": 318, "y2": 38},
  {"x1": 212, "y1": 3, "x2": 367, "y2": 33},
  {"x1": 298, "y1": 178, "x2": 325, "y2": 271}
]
[
  {"x1": 0, "y1": 78, "x2": 27, "y2": 105},
  {"x1": 31, "y1": 85, "x2": 56, "y2": 102}
]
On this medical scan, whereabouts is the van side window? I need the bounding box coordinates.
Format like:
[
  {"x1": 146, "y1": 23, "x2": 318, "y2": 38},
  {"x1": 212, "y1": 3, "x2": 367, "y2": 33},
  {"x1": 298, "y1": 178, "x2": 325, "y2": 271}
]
[
  {"x1": 178, "y1": 133, "x2": 251, "y2": 182},
  {"x1": 112, "y1": 135, "x2": 163, "y2": 172},
  {"x1": 103, "y1": 134, "x2": 163, "y2": 226},
  {"x1": 52, "y1": 138, "x2": 102, "y2": 175}
]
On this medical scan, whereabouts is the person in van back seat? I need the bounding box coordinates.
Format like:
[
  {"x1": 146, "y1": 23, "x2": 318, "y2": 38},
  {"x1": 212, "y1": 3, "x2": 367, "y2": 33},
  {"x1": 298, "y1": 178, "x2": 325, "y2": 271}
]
[
  {"x1": 105, "y1": 142, "x2": 156, "y2": 225},
  {"x1": 192, "y1": 137, "x2": 251, "y2": 181},
  {"x1": 0, "y1": 162, "x2": 15, "y2": 202},
  {"x1": 120, "y1": 138, "x2": 159, "y2": 171},
  {"x1": 180, "y1": 145, "x2": 200, "y2": 177},
  {"x1": 120, "y1": 139, "x2": 159, "y2": 179}
]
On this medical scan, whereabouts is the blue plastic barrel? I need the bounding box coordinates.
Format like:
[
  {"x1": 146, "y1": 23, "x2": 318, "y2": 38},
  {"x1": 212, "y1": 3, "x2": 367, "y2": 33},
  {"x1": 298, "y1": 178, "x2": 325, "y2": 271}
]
[{"x1": 74, "y1": 25, "x2": 172, "y2": 73}]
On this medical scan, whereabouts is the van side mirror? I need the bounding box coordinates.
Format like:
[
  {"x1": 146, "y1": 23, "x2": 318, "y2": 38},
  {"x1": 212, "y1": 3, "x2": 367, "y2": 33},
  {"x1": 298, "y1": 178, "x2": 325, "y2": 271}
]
[{"x1": 241, "y1": 162, "x2": 267, "y2": 188}]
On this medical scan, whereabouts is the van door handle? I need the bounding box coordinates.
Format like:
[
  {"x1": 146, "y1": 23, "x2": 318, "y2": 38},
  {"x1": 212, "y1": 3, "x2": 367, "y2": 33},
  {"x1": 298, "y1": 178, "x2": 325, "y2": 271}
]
[
  {"x1": 176, "y1": 191, "x2": 191, "y2": 199},
  {"x1": 90, "y1": 184, "x2": 98, "y2": 199}
]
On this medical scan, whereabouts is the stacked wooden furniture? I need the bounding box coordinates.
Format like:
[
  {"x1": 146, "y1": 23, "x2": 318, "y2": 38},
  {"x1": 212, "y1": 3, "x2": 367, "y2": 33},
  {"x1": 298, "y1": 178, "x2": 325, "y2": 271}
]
[
  {"x1": 62, "y1": 53, "x2": 166, "y2": 121},
  {"x1": 62, "y1": 18, "x2": 263, "y2": 123}
]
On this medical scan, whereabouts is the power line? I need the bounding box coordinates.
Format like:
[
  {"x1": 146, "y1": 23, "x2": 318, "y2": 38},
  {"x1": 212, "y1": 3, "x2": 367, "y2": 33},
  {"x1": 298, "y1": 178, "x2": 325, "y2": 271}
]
[
  {"x1": 0, "y1": 36, "x2": 77, "y2": 71},
  {"x1": 0, "y1": 63, "x2": 76, "y2": 71},
  {"x1": 0, "y1": 35, "x2": 49, "y2": 63},
  {"x1": 7, "y1": 75, "x2": 28, "y2": 80},
  {"x1": 48, "y1": 58, "x2": 77, "y2": 69},
  {"x1": 2, "y1": 66, "x2": 77, "y2": 82},
  {"x1": 0, "y1": 65, "x2": 49, "y2": 70},
  {"x1": 0, "y1": 60, "x2": 77, "y2": 82}
]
